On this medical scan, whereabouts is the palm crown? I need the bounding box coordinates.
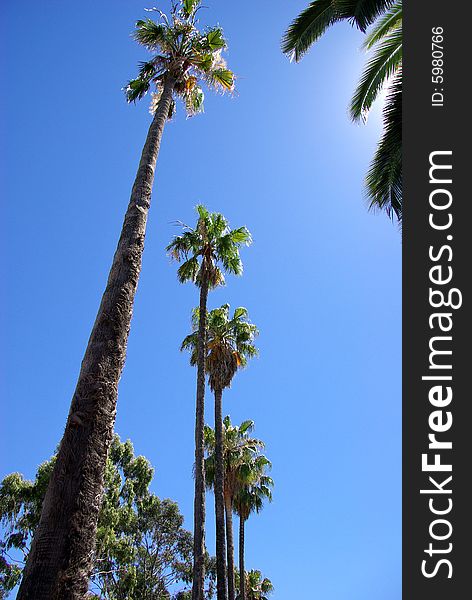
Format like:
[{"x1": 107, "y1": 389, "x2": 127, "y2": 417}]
[
  {"x1": 204, "y1": 417, "x2": 267, "y2": 496},
  {"x1": 233, "y1": 465, "x2": 273, "y2": 522},
  {"x1": 236, "y1": 570, "x2": 274, "y2": 600},
  {"x1": 126, "y1": 0, "x2": 235, "y2": 117},
  {"x1": 167, "y1": 205, "x2": 252, "y2": 289},
  {"x1": 181, "y1": 305, "x2": 258, "y2": 391}
]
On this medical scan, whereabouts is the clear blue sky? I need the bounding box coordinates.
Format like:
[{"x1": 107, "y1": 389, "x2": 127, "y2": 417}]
[{"x1": 0, "y1": 1, "x2": 401, "y2": 598}]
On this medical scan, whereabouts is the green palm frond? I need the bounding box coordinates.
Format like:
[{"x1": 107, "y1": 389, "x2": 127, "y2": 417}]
[
  {"x1": 282, "y1": 0, "x2": 395, "y2": 61},
  {"x1": 177, "y1": 256, "x2": 200, "y2": 284},
  {"x1": 133, "y1": 19, "x2": 173, "y2": 52},
  {"x1": 281, "y1": 0, "x2": 340, "y2": 61},
  {"x1": 205, "y1": 27, "x2": 227, "y2": 51},
  {"x1": 337, "y1": 0, "x2": 395, "y2": 31},
  {"x1": 125, "y1": 77, "x2": 152, "y2": 102},
  {"x1": 182, "y1": 0, "x2": 201, "y2": 18},
  {"x1": 365, "y1": 67, "x2": 402, "y2": 219},
  {"x1": 363, "y1": 0, "x2": 402, "y2": 49},
  {"x1": 350, "y1": 24, "x2": 401, "y2": 121},
  {"x1": 205, "y1": 68, "x2": 235, "y2": 91}
]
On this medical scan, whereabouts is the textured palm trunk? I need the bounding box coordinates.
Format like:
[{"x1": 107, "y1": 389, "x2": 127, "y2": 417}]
[
  {"x1": 214, "y1": 387, "x2": 228, "y2": 600},
  {"x1": 192, "y1": 272, "x2": 209, "y2": 600},
  {"x1": 17, "y1": 76, "x2": 175, "y2": 600},
  {"x1": 225, "y1": 494, "x2": 235, "y2": 600},
  {"x1": 238, "y1": 515, "x2": 246, "y2": 600}
]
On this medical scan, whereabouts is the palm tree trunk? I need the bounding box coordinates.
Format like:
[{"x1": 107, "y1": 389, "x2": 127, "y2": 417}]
[
  {"x1": 214, "y1": 388, "x2": 228, "y2": 600},
  {"x1": 192, "y1": 272, "x2": 209, "y2": 600},
  {"x1": 225, "y1": 494, "x2": 235, "y2": 600},
  {"x1": 17, "y1": 76, "x2": 175, "y2": 600},
  {"x1": 239, "y1": 516, "x2": 245, "y2": 600}
]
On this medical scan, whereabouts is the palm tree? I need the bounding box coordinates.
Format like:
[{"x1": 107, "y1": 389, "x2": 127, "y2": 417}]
[
  {"x1": 18, "y1": 3, "x2": 234, "y2": 598},
  {"x1": 282, "y1": 0, "x2": 403, "y2": 221},
  {"x1": 235, "y1": 570, "x2": 273, "y2": 600},
  {"x1": 182, "y1": 308, "x2": 258, "y2": 600},
  {"x1": 234, "y1": 461, "x2": 273, "y2": 600},
  {"x1": 204, "y1": 417, "x2": 264, "y2": 600},
  {"x1": 172, "y1": 223, "x2": 252, "y2": 600}
]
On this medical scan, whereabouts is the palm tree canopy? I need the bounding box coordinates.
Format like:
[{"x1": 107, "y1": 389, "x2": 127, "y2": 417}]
[
  {"x1": 181, "y1": 304, "x2": 258, "y2": 391},
  {"x1": 282, "y1": 0, "x2": 395, "y2": 61},
  {"x1": 126, "y1": 0, "x2": 235, "y2": 117},
  {"x1": 167, "y1": 205, "x2": 252, "y2": 289},
  {"x1": 233, "y1": 470, "x2": 273, "y2": 522},
  {"x1": 235, "y1": 570, "x2": 274, "y2": 600},
  {"x1": 204, "y1": 416, "x2": 267, "y2": 497}
]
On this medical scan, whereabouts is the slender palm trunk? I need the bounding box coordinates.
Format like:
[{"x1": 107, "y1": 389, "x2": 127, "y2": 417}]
[
  {"x1": 17, "y1": 77, "x2": 175, "y2": 600},
  {"x1": 239, "y1": 516, "x2": 245, "y2": 600},
  {"x1": 225, "y1": 494, "x2": 235, "y2": 600},
  {"x1": 214, "y1": 388, "x2": 228, "y2": 600},
  {"x1": 192, "y1": 272, "x2": 210, "y2": 600}
]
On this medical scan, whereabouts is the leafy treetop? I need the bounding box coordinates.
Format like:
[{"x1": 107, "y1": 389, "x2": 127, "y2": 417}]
[{"x1": 126, "y1": 0, "x2": 235, "y2": 118}]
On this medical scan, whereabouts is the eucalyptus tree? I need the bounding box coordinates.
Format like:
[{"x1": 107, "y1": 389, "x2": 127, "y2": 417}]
[
  {"x1": 233, "y1": 462, "x2": 273, "y2": 600},
  {"x1": 204, "y1": 417, "x2": 264, "y2": 600},
  {"x1": 282, "y1": 0, "x2": 403, "y2": 220},
  {"x1": 182, "y1": 308, "x2": 258, "y2": 600},
  {"x1": 1, "y1": 436, "x2": 216, "y2": 600},
  {"x1": 171, "y1": 218, "x2": 251, "y2": 600},
  {"x1": 18, "y1": 3, "x2": 235, "y2": 598}
]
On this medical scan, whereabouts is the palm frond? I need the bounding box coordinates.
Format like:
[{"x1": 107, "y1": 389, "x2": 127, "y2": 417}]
[
  {"x1": 337, "y1": 0, "x2": 395, "y2": 32},
  {"x1": 349, "y1": 25, "x2": 401, "y2": 121},
  {"x1": 125, "y1": 77, "x2": 151, "y2": 103},
  {"x1": 281, "y1": 0, "x2": 340, "y2": 61},
  {"x1": 363, "y1": 0, "x2": 402, "y2": 49},
  {"x1": 365, "y1": 68, "x2": 402, "y2": 219},
  {"x1": 177, "y1": 256, "x2": 200, "y2": 283},
  {"x1": 229, "y1": 226, "x2": 252, "y2": 245},
  {"x1": 206, "y1": 68, "x2": 234, "y2": 92},
  {"x1": 182, "y1": 0, "x2": 201, "y2": 18},
  {"x1": 133, "y1": 19, "x2": 173, "y2": 52},
  {"x1": 205, "y1": 27, "x2": 227, "y2": 51},
  {"x1": 282, "y1": 0, "x2": 395, "y2": 61}
]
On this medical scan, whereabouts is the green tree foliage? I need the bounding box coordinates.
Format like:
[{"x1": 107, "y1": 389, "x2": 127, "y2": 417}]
[
  {"x1": 126, "y1": 0, "x2": 235, "y2": 117},
  {"x1": 282, "y1": 0, "x2": 402, "y2": 221},
  {"x1": 235, "y1": 570, "x2": 273, "y2": 600},
  {"x1": 0, "y1": 437, "x2": 216, "y2": 599}
]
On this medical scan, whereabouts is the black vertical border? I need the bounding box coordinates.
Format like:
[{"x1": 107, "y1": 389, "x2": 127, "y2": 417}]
[{"x1": 403, "y1": 1, "x2": 471, "y2": 598}]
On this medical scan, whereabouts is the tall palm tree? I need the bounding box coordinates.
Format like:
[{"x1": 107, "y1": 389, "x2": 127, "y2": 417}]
[
  {"x1": 234, "y1": 460, "x2": 273, "y2": 600},
  {"x1": 204, "y1": 417, "x2": 264, "y2": 600},
  {"x1": 18, "y1": 3, "x2": 235, "y2": 598},
  {"x1": 235, "y1": 570, "x2": 274, "y2": 600},
  {"x1": 182, "y1": 308, "x2": 258, "y2": 600},
  {"x1": 282, "y1": 0, "x2": 403, "y2": 221},
  {"x1": 172, "y1": 224, "x2": 252, "y2": 600}
]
